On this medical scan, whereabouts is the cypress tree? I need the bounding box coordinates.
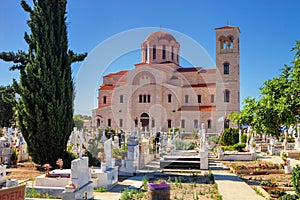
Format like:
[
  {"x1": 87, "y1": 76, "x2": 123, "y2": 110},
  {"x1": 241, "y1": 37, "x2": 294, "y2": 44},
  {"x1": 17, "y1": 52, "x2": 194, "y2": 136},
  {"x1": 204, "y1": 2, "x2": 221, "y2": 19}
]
[{"x1": 0, "y1": 0, "x2": 87, "y2": 166}]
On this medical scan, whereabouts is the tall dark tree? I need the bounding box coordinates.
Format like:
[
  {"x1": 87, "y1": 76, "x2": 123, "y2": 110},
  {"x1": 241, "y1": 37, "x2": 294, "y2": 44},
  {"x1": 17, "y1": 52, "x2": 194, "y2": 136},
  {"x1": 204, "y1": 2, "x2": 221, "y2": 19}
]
[
  {"x1": 0, "y1": 0, "x2": 86, "y2": 166},
  {"x1": 0, "y1": 85, "x2": 16, "y2": 127}
]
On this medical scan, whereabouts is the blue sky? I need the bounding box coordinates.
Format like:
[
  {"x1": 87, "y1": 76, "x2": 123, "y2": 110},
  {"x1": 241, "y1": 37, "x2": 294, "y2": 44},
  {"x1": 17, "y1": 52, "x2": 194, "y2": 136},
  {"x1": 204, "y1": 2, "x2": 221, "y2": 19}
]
[{"x1": 1, "y1": 0, "x2": 300, "y2": 115}]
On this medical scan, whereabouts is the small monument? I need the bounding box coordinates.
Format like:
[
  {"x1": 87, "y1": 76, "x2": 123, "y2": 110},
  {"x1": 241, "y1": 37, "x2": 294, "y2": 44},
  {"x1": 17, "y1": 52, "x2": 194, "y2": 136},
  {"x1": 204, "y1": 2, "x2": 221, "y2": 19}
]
[
  {"x1": 199, "y1": 130, "x2": 208, "y2": 170},
  {"x1": 63, "y1": 157, "x2": 94, "y2": 200},
  {"x1": 268, "y1": 136, "x2": 276, "y2": 155},
  {"x1": 101, "y1": 125, "x2": 107, "y2": 146},
  {"x1": 91, "y1": 138, "x2": 118, "y2": 189},
  {"x1": 120, "y1": 132, "x2": 139, "y2": 175}
]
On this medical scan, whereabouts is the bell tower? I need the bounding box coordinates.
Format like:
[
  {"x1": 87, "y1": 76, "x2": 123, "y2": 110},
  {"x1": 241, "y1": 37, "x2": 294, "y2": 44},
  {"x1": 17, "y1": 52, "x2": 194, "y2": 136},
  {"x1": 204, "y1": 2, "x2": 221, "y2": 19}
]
[{"x1": 215, "y1": 25, "x2": 240, "y2": 131}]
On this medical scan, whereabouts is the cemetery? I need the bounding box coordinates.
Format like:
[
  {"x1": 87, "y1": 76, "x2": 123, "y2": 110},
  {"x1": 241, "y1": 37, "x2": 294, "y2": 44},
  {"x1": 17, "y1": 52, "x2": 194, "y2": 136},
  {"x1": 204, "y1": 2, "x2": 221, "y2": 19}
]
[{"x1": 1, "y1": 122, "x2": 300, "y2": 199}]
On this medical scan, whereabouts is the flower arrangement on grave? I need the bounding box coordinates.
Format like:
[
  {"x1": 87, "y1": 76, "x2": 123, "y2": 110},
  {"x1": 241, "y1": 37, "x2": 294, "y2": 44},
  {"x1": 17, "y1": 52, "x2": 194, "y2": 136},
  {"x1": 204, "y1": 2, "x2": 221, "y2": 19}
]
[
  {"x1": 43, "y1": 163, "x2": 52, "y2": 177},
  {"x1": 98, "y1": 151, "x2": 105, "y2": 163},
  {"x1": 282, "y1": 152, "x2": 287, "y2": 166},
  {"x1": 56, "y1": 158, "x2": 63, "y2": 170}
]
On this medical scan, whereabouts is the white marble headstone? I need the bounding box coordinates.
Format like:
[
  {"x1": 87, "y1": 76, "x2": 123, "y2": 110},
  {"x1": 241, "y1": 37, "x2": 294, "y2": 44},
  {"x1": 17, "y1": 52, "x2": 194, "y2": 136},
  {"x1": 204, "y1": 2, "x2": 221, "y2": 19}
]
[{"x1": 104, "y1": 139, "x2": 112, "y2": 168}]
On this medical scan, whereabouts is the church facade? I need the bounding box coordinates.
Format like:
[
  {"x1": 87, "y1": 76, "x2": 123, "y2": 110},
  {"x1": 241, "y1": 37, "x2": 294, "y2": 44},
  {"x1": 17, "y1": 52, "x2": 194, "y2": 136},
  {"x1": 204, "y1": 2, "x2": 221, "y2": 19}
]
[{"x1": 92, "y1": 25, "x2": 240, "y2": 133}]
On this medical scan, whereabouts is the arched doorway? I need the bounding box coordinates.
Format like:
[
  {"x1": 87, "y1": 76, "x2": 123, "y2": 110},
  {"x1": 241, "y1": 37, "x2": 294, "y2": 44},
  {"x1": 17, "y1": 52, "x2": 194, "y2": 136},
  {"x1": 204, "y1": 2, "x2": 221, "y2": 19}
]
[{"x1": 140, "y1": 113, "x2": 149, "y2": 131}]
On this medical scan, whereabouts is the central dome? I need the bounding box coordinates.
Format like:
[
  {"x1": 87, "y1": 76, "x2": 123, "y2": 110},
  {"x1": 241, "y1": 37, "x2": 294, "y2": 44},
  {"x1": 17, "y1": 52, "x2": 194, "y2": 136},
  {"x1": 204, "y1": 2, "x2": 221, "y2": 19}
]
[
  {"x1": 141, "y1": 31, "x2": 180, "y2": 65},
  {"x1": 145, "y1": 31, "x2": 176, "y2": 42}
]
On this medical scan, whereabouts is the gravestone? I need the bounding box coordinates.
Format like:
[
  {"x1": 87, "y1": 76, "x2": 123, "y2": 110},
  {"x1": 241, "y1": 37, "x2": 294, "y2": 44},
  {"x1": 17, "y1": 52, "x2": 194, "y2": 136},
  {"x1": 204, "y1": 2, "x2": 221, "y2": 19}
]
[
  {"x1": 62, "y1": 157, "x2": 93, "y2": 200},
  {"x1": 123, "y1": 133, "x2": 139, "y2": 175},
  {"x1": 199, "y1": 131, "x2": 208, "y2": 169},
  {"x1": 103, "y1": 138, "x2": 115, "y2": 169},
  {"x1": 113, "y1": 136, "x2": 119, "y2": 149}
]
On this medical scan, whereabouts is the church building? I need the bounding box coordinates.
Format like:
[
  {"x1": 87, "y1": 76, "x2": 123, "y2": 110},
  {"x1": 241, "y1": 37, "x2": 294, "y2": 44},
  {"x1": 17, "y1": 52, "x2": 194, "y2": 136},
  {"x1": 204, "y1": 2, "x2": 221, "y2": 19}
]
[{"x1": 92, "y1": 25, "x2": 240, "y2": 133}]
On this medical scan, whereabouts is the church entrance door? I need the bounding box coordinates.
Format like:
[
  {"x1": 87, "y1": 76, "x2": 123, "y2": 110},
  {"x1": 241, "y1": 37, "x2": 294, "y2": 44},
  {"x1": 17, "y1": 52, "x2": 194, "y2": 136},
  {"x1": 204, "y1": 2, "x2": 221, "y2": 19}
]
[{"x1": 140, "y1": 113, "x2": 149, "y2": 131}]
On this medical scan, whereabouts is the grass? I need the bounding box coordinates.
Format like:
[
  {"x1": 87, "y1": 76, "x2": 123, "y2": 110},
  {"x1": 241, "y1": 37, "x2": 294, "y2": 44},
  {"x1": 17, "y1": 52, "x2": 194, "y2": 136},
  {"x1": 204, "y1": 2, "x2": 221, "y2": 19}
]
[{"x1": 94, "y1": 186, "x2": 107, "y2": 192}]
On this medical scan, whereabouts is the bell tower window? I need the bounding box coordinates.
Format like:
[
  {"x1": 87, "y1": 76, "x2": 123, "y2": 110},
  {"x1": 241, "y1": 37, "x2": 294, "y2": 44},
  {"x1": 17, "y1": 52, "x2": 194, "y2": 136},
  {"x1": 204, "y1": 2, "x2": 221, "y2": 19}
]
[
  {"x1": 162, "y1": 45, "x2": 166, "y2": 59},
  {"x1": 224, "y1": 90, "x2": 230, "y2": 103},
  {"x1": 224, "y1": 63, "x2": 229, "y2": 74},
  {"x1": 145, "y1": 47, "x2": 148, "y2": 61}
]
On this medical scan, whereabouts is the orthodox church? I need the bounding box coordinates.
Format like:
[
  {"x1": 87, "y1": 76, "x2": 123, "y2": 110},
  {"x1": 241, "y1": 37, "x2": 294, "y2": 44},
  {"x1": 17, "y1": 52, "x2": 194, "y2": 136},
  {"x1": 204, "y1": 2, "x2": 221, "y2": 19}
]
[{"x1": 92, "y1": 25, "x2": 240, "y2": 133}]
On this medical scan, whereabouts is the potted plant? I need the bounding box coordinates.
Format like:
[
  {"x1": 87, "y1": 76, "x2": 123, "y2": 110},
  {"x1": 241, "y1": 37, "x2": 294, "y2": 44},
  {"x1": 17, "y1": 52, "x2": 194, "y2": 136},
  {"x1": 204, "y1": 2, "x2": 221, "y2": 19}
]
[
  {"x1": 56, "y1": 158, "x2": 63, "y2": 170},
  {"x1": 43, "y1": 163, "x2": 52, "y2": 177},
  {"x1": 268, "y1": 189, "x2": 286, "y2": 198},
  {"x1": 282, "y1": 151, "x2": 287, "y2": 162},
  {"x1": 260, "y1": 181, "x2": 278, "y2": 191}
]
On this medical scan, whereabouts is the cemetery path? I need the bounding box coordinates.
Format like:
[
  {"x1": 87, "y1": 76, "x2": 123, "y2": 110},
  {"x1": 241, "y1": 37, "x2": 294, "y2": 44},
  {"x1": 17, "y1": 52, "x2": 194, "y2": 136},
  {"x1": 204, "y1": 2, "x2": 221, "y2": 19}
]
[
  {"x1": 259, "y1": 154, "x2": 300, "y2": 167},
  {"x1": 94, "y1": 175, "x2": 146, "y2": 200},
  {"x1": 210, "y1": 157, "x2": 265, "y2": 200}
]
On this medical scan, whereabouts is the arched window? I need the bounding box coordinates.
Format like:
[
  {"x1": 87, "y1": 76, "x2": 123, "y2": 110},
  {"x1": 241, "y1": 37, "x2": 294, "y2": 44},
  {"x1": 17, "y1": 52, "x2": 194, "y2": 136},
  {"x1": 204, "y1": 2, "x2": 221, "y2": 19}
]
[
  {"x1": 103, "y1": 96, "x2": 107, "y2": 104},
  {"x1": 228, "y1": 36, "x2": 234, "y2": 49},
  {"x1": 97, "y1": 119, "x2": 101, "y2": 127},
  {"x1": 210, "y1": 94, "x2": 214, "y2": 103},
  {"x1": 167, "y1": 119, "x2": 172, "y2": 128},
  {"x1": 224, "y1": 63, "x2": 229, "y2": 74},
  {"x1": 162, "y1": 45, "x2": 166, "y2": 59},
  {"x1": 171, "y1": 46, "x2": 174, "y2": 60},
  {"x1": 119, "y1": 119, "x2": 123, "y2": 128},
  {"x1": 198, "y1": 95, "x2": 202, "y2": 103},
  {"x1": 153, "y1": 45, "x2": 156, "y2": 60},
  {"x1": 194, "y1": 120, "x2": 198, "y2": 129},
  {"x1": 168, "y1": 94, "x2": 172, "y2": 103},
  {"x1": 224, "y1": 90, "x2": 230, "y2": 103},
  {"x1": 207, "y1": 120, "x2": 211, "y2": 129},
  {"x1": 181, "y1": 120, "x2": 185, "y2": 128},
  {"x1": 108, "y1": 118, "x2": 111, "y2": 127},
  {"x1": 185, "y1": 95, "x2": 189, "y2": 103},
  {"x1": 145, "y1": 47, "x2": 148, "y2": 61}
]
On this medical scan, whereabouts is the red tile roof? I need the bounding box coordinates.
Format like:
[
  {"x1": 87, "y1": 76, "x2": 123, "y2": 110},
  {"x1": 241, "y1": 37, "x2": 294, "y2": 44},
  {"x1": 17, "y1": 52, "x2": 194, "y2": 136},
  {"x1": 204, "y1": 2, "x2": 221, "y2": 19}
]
[
  {"x1": 103, "y1": 70, "x2": 128, "y2": 78},
  {"x1": 215, "y1": 25, "x2": 240, "y2": 33},
  {"x1": 99, "y1": 85, "x2": 115, "y2": 90},
  {"x1": 134, "y1": 62, "x2": 150, "y2": 67}
]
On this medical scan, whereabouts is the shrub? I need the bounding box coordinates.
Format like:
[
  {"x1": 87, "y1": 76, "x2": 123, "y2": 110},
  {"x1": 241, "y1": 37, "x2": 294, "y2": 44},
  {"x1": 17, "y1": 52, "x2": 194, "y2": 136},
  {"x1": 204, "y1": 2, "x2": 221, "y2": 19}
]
[
  {"x1": 278, "y1": 194, "x2": 299, "y2": 200},
  {"x1": 233, "y1": 143, "x2": 246, "y2": 152},
  {"x1": 241, "y1": 134, "x2": 247, "y2": 143},
  {"x1": 219, "y1": 128, "x2": 239, "y2": 146},
  {"x1": 63, "y1": 151, "x2": 77, "y2": 168},
  {"x1": 292, "y1": 165, "x2": 300, "y2": 195},
  {"x1": 172, "y1": 139, "x2": 195, "y2": 150},
  {"x1": 85, "y1": 150, "x2": 100, "y2": 167}
]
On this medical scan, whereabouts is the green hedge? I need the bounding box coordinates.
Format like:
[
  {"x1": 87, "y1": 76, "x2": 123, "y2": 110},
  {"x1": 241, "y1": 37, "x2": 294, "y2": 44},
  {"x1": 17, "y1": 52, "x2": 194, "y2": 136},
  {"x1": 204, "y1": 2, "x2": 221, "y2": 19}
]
[{"x1": 220, "y1": 128, "x2": 239, "y2": 146}]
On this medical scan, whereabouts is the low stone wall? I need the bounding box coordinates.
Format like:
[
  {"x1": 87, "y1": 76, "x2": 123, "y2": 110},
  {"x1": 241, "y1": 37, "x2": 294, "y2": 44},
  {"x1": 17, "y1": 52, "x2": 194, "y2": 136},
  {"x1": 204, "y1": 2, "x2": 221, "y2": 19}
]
[
  {"x1": 35, "y1": 174, "x2": 70, "y2": 187},
  {"x1": 26, "y1": 185, "x2": 65, "y2": 197},
  {"x1": 218, "y1": 152, "x2": 256, "y2": 161}
]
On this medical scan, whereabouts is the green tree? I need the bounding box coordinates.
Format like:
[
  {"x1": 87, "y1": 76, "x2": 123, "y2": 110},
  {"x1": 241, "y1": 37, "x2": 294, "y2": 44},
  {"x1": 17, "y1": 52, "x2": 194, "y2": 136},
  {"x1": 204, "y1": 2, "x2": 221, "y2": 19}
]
[
  {"x1": 73, "y1": 114, "x2": 84, "y2": 130},
  {"x1": 0, "y1": 85, "x2": 16, "y2": 127},
  {"x1": 228, "y1": 41, "x2": 300, "y2": 137},
  {"x1": 0, "y1": 0, "x2": 86, "y2": 166}
]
